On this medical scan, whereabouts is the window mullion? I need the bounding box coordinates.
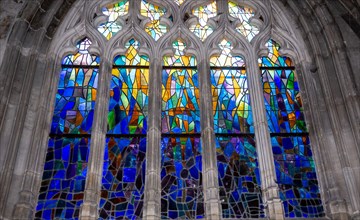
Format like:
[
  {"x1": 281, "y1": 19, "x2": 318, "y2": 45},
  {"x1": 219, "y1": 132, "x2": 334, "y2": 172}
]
[
  {"x1": 246, "y1": 52, "x2": 285, "y2": 219},
  {"x1": 80, "y1": 59, "x2": 112, "y2": 218},
  {"x1": 198, "y1": 58, "x2": 222, "y2": 219},
  {"x1": 142, "y1": 58, "x2": 162, "y2": 219}
]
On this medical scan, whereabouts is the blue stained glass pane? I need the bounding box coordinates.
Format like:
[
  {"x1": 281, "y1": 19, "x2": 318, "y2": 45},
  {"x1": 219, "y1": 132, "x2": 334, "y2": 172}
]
[
  {"x1": 35, "y1": 137, "x2": 89, "y2": 220},
  {"x1": 52, "y1": 38, "x2": 99, "y2": 135},
  {"x1": 161, "y1": 137, "x2": 204, "y2": 219},
  {"x1": 272, "y1": 135, "x2": 324, "y2": 218},
  {"x1": 99, "y1": 137, "x2": 146, "y2": 219},
  {"x1": 216, "y1": 137, "x2": 265, "y2": 218}
]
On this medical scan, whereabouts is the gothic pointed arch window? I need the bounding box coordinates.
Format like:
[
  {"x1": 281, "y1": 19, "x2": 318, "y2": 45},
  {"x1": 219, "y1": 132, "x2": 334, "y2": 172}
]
[
  {"x1": 36, "y1": 38, "x2": 99, "y2": 219},
  {"x1": 34, "y1": 0, "x2": 326, "y2": 219},
  {"x1": 259, "y1": 39, "x2": 325, "y2": 218}
]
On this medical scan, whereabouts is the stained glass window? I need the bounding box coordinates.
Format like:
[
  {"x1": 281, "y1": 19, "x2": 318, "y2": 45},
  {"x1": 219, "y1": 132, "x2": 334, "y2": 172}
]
[
  {"x1": 35, "y1": 38, "x2": 99, "y2": 219},
  {"x1": 228, "y1": 1, "x2": 259, "y2": 41},
  {"x1": 260, "y1": 39, "x2": 325, "y2": 218},
  {"x1": 161, "y1": 40, "x2": 203, "y2": 219},
  {"x1": 141, "y1": 0, "x2": 167, "y2": 41},
  {"x1": 98, "y1": 1, "x2": 129, "y2": 40},
  {"x1": 99, "y1": 39, "x2": 149, "y2": 219},
  {"x1": 189, "y1": 1, "x2": 217, "y2": 41},
  {"x1": 210, "y1": 40, "x2": 264, "y2": 218}
]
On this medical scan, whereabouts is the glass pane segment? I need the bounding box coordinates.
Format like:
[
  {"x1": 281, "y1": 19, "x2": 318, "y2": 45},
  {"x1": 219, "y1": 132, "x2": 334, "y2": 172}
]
[
  {"x1": 52, "y1": 39, "x2": 99, "y2": 135},
  {"x1": 272, "y1": 136, "x2": 325, "y2": 218},
  {"x1": 162, "y1": 41, "x2": 200, "y2": 133},
  {"x1": 216, "y1": 137, "x2": 264, "y2": 218},
  {"x1": 189, "y1": 1, "x2": 217, "y2": 41},
  {"x1": 141, "y1": 0, "x2": 167, "y2": 41},
  {"x1": 210, "y1": 40, "x2": 253, "y2": 133},
  {"x1": 99, "y1": 137, "x2": 146, "y2": 219},
  {"x1": 108, "y1": 39, "x2": 149, "y2": 134},
  {"x1": 260, "y1": 40, "x2": 294, "y2": 67},
  {"x1": 228, "y1": 1, "x2": 259, "y2": 41},
  {"x1": 161, "y1": 137, "x2": 204, "y2": 219},
  {"x1": 262, "y1": 69, "x2": 306, "y2": 133},
  {"x1": 35, "y1": 137, "x2": 89, "y2": 219},
  {"x1": 98, "y1": 1, "x2": 129, "y2": 40}
]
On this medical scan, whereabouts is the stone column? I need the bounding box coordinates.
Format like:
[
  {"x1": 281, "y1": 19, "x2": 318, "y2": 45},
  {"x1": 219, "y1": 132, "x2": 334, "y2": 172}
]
[
  {"x1": 80, "y1": 59, "x2": 112, "y2": 219},
  {"x1": 142, "y1": 58, "x2": 162, "y2": 220},
  {"x1": 247, "y1": 53, "x2": 284, "y2": 220},
  {"x1": 11, "y1": 55, "x2": 60, "y2": 219},
  {"x1": 198, "y1": 59, "x2": 222, "y2": 220}
]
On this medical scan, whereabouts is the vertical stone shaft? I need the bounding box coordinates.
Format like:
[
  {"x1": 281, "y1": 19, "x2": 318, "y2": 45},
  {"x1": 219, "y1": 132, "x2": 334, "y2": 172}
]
[
  {"x1": 247, "y1": 54, "x2": 284, "y2": 220},
  {"x1": 198, "y1": 59, "x2": 221, "y2": 220},
  {"x1": 80, "y1": 59, "x2": 112, "y2": 219},
  {"x1": 143, "y1": 58, "x2": 162, "y2": 219}
]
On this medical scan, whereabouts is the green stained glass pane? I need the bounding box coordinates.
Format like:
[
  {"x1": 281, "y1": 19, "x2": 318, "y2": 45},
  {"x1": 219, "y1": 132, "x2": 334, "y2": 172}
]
[
  {"x1": 228, "y1": 1, "x2": 259, "y2": 41},
  {"x1": 141, "y1": 0, "x2": 167, "y2": 41},
  {"x1": 189, "y1": 1, "x2": 217, "y2": 41},
  {"x1": 97, "y1": 1, "x2": 129, "y2": 40}
]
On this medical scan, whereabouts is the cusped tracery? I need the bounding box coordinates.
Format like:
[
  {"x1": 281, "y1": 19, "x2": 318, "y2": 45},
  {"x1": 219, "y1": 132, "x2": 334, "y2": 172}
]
[
  {"x1": 98, "y1": 1, "x2": 129, "y2": 40},
  {"x1": 228, "y1": 1, "x2": 259, "y2": 42},
  {"x1": 189, "y1": 1, "x2": 217, "y2": 41},
  {"x1": 140, "y1": 0, "x2": 168, "y2": 41}
]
